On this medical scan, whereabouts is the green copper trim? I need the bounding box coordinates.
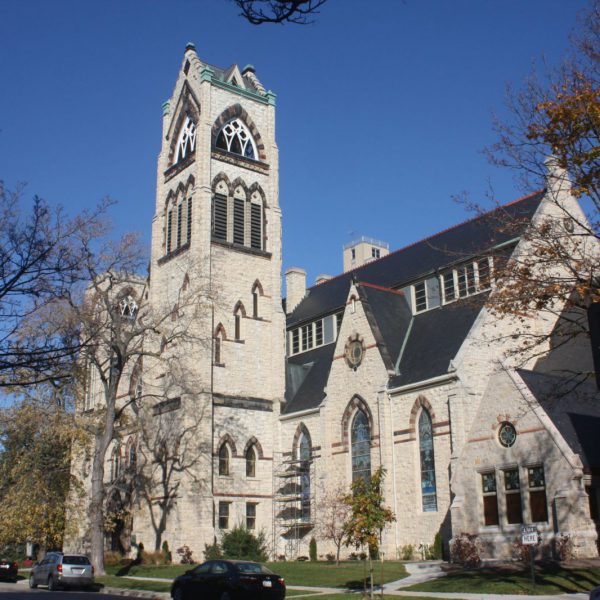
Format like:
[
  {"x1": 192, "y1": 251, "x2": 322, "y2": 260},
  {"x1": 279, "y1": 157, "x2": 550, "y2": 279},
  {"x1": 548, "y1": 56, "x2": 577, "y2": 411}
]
[
  {"x1": 200, "y1": 66, "x2": 214, "y2": 82},
  {"x1": 211, "y1": 78, "x2": 270, "y2": 105},
  {"x1": 266, "y1": 90, "x2": 277, "y2": 106},
  {"x1": 162, "y1": 101, "x2": 170, "y2": 116}
]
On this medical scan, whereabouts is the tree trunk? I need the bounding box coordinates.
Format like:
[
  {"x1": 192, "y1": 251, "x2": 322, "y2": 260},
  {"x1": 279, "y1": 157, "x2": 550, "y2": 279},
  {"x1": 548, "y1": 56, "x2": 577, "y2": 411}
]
[
  {"x1": 336, "y1": 543, "x2": 341, "y2": 566},
  {"x1": 368, "y1": 554, "x2": 374, "y2": 600}
]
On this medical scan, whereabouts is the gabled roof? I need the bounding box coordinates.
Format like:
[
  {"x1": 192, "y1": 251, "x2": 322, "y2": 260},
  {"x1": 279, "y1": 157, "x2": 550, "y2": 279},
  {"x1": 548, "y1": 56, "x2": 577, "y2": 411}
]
[
  {"x1": 357, "y1": 283, "x2": 412, "y2": 373},
  {"x1": 284, "y1": 343, "x2": 336, "y2": 415},
  {"x1": 287, "y1": 191, "x2": 545, "y2": 329},
  {"x1": 389, "y1": 295, "x2": 487, "y2": 388},
  {"x1": 518, "y1": 370, "x2": 600, "y2": 472}
]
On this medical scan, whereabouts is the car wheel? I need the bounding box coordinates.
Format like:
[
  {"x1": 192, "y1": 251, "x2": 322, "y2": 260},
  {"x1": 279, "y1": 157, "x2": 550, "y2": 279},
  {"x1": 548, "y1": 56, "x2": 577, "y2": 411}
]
[
  {"x1": 29, "y1": 574, "x2": 37, "y2": 589},
  {"x1": 172, "y1": 586, "x2": 184, "y2": 600},
  {"x1": 220, "y1": 592, "x2": 231, "y2": 600},
  {"x1": 48, "y1": 575, "x2": 59, "y2": 591}
]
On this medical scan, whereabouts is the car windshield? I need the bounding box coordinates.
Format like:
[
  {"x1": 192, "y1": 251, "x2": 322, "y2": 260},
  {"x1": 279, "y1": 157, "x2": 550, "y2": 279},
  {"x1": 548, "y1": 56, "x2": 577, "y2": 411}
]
[
  {"x1": 236, "y1": 563, "x2": 273, "y2": 575},
  {"x1": 63, "y1": 556, "x2": 90, "y2": 565}
]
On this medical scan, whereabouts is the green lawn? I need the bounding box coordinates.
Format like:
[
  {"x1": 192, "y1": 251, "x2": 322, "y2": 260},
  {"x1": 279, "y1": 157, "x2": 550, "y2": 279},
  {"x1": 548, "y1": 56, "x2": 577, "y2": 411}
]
[
  {"x1": 104, "y1": 560, "x2": 408, "y2": 589},
  {"x1": 406, "y1": 565, "x2": 600, "y2": 595}
]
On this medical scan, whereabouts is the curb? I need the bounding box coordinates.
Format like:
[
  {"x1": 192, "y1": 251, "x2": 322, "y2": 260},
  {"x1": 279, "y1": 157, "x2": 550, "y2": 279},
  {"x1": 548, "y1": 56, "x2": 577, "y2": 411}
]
[{"x1": 101, "y1": 586, "x2": 171, "y2": 599}]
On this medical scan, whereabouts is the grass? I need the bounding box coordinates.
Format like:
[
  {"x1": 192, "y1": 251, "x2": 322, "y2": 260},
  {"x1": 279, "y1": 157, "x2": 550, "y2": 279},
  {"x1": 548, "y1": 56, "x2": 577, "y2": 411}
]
[
  {"x1": 406, "y1": 563, "x2": 600, "y2": 595},
  {"x1": 104, "y1": 560, "x2": 408, "y2": 590}
]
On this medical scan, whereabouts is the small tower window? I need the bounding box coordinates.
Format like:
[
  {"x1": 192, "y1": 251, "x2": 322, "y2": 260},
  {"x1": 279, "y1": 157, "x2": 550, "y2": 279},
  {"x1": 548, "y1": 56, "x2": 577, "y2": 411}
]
[
  {"x1": 246, "y1": 445, "x2": 256, "y2": 477},
  {"x1": 216, "y1": 118, "x2": 257, "y2": 160},
  {"x1": 175, "y1": 116, "x2": 197, "y2": 163}
]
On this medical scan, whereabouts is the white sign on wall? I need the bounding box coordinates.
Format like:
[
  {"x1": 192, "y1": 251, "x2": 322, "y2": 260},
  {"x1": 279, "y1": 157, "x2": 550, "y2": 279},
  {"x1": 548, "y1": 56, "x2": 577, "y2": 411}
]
[{"x1": 521, "y1": 525, "x2": 538, "y2": 545}]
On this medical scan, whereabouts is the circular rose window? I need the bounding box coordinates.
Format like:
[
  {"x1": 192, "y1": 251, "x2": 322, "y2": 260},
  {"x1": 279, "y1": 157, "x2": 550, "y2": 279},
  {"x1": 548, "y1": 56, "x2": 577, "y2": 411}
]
[
  {"x1": 345, "y1": 339, "x2": 364, "y2": 369},
  {"x1": 498, "y1": 422, "x2": 517, "y2": 448}
]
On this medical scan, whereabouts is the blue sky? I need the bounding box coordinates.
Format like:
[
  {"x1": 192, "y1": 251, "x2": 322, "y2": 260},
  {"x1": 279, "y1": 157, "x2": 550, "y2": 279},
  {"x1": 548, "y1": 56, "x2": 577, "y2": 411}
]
[{"x1": 0, "y1": 0, "x2": 589, "y2": 288}]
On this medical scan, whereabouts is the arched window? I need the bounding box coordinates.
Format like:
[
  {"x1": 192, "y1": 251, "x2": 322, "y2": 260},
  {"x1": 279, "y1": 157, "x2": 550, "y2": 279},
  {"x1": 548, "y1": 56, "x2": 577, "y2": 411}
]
[
  {"x1": 250, "y1": 190, "x2": 264, "y2": 250},
  {"x1": 119, "y1": 295, "x2": 138, "y2": 320},
  {"x1": 175, "y1": 116, "x2": 197, "y2": 163},
  {"x1": 351, "y1": 410, "x2": 371, "y2": 482},
  {"x1": 245, "y1": 445, "x2": 256, "y2": 477},
  {"x1": 218, "y1": 444, "x2": 230, "y2": 476},
  {"x1": 252, "y1": 281, "x2": 263, "y2": 318},
  {"x1": 298, "y1": 433, "x2": 311, "y2": 522},
  {"x1": 128, "y1": 440, "x2": 137, "y2": 469},
  {"x1": 110, "y1": 446, "x2": 121, "y2": 482},
  {"x1": 419, "y1": 409, "x2": 437, "y2": 512},
  {"x1": 214, "y1": 325, "x2": 226, "y2": 365},
  {"x1": 216, "y1": 119, "x2": 257, "y2": 159},
  {"x1": 166, "y1": 196, "x2": 192, "y2": 254}
]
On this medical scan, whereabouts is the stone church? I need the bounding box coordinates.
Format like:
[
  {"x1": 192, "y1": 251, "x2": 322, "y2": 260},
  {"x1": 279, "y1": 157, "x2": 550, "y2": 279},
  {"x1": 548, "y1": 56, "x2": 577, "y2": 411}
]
[{"x1": 72, "y1": 44, "x2": 600, "y2": 562}]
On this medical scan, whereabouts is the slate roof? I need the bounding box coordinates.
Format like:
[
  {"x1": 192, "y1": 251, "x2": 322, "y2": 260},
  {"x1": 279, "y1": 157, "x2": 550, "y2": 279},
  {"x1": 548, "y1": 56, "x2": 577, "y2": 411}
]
[
  {"x1": 284, "y1": 343, "x2": 336, "y2": 415},
  {"x1": 390, "y1": 294, "x2": 487, "y2": 388},
  {"x1": 287, "y1": 190, "x2": 545, "y2": 329},
  {"x1": 518, "y1": 370, "x2": 600, "y2": 472}
]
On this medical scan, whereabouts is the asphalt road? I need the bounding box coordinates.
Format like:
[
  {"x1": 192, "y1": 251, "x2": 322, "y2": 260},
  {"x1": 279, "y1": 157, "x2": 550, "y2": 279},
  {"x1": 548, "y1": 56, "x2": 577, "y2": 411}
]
[{"x1": 0, "y1": 580, "x2": 129, "y2": 600}]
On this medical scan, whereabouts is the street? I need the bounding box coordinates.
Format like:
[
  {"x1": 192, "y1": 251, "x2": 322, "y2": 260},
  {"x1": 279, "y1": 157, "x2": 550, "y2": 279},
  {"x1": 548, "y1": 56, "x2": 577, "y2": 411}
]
[{"x1": 0, "y1": 581, "x2": 132, "y2": 600}]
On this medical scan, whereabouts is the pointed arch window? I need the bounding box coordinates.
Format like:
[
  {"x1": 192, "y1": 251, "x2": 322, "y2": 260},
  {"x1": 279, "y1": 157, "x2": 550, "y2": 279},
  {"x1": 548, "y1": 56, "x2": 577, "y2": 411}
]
[
  {"x1": 216, "y1": 119, "x2": 257, "y2": 160},
  {"x1": 218, "y1": 443, "x2": 230, "y2": 476},
  {"x1": 298, "y1": 432, "x2": 311, "y2": 522},
  {"x1": 110, "y1": 446, "x2": 121, "y2": 482},
  {"x1": 234, "y1": 304, "x2": 245, "y2": 341},
  {"x1": 246, "y1": 445, "x2": 256, "y2": 477},
  {"x1": 351, "y1": 410, "x2": 371, "y2": 482},
  {"x1": 166, "y1": 195, "x2": 192, "y2": 255},
  {"x1": 419, "y1": 409, "x2": 437, "y2": 512},
  {"x1": 128, "y1": 439, "x2": 137, "y2": 469},
  {"x1": 119, "y1": 295, "x2": 138, "y2": 320},
  {"x1": 250, "y1": 191, "x2": 264, "y2": 250},
  {"x1": 175, "y1": 116, "x2": 197, "y2": 163}
]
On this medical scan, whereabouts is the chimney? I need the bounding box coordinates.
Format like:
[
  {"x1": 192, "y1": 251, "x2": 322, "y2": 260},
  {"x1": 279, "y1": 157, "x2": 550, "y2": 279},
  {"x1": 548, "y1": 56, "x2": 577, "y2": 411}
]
[
  {"x1": 315, "y1": 274, "x2": 332, "y2": 285},
  {"x1": 285, "y1": 267, "x2": 306, "y2": 314}
]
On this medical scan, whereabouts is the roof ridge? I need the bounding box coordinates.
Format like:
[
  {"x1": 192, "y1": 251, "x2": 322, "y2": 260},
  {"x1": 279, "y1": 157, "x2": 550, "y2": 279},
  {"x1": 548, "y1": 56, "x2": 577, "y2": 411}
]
[
  {"x1": 303, "y1": 189, "x2": 545, "y2": 293},
  {"x1": 357, "y1": 281, "x2": 405, "y2": 296}
]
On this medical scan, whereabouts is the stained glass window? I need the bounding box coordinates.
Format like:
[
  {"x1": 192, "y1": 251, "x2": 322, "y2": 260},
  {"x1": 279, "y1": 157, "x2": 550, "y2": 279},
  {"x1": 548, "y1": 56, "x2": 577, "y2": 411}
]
[
  {"x1": 419, "y1": 410, "x2": 437, "y2": 512},
  {"x1": 298, "y1": 433, "x2": 311, "y2": 522},
  {"x1": 351, "y1": 410, "x2": 371, "y2": 482}
]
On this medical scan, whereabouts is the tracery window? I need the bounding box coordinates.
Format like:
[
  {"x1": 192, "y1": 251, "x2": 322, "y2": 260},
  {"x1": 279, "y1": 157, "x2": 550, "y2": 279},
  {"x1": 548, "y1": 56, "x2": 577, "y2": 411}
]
[
  {"x1": 298, "y1": 433, "x2": 311, "y2": 522},
  {"x1": 218, "y1": 444, "x2": 230, "y2": 476},
  {"x1": 246, "y1": 445, "x2": 256, "y2": 477},
  {"x1": 419, "y1": 410, "x2": 437, "y2": 512},
  {"x1": 351, "y1": 410, "x2": 371, "y2": 482},
  {"x1": 175, "y1": 116, "x2": 197, "y2": 163},
  {"x1": 216, "y1": 118, "x2": 257, "y2": 160},
  {"x1": 119, "y1": 295, "x2": 138, "y2": 320}
]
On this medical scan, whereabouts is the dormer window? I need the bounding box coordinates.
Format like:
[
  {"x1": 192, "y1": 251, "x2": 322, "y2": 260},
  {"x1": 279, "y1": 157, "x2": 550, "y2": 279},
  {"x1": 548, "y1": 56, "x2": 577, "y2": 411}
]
[
  {"x1": 442, "y1": 257, "x2": 493, "y2": 304},
  {"x1": 175, "y1": 116, "x2": 197, "y2": 163},
  {"x1": 216, "y1": 118, "x2": 257, "y2": 160}
]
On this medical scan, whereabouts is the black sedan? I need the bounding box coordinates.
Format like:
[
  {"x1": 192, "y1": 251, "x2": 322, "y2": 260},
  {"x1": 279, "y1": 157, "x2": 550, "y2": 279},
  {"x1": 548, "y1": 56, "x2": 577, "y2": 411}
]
[
  {"x1": 0, "y1": 558, "x2": 18, "y2": 582},
  {"x1": 171, "y1": 559, "x2": 285, "y2": 600}
]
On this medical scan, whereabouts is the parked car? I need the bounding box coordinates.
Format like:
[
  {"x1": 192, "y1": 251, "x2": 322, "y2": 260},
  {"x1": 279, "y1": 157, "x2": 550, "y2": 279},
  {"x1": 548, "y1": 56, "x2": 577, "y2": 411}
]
[
  {"x1": 0, "y1": 558, "x2": 18, "y2": 582},
  {"x1": 29, "y1": 552, "x2": 94, "y2": 591},
  {"x1": 590, "y1": 586, "x2": 600, "y2": 600},
  {"x1": 171, "y1": 559, "x2": 286, "y2": 600}
]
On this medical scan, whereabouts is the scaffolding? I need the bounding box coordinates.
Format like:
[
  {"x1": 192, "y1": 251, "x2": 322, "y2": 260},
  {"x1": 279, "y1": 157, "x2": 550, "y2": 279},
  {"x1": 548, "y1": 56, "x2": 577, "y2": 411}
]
[{"x1": 273, "y1": 455, "x2": 317, "y2": 559}]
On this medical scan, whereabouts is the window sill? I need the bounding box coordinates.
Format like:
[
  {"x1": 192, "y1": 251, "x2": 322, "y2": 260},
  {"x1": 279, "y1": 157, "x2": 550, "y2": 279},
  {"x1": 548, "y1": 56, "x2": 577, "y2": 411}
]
[
  {"x1": 164, "y1": 154, "x2": 195, "y2": 182},
  {"x1": 158, "y1": 242, "x2": 190, "y2": 266},
  {"x1": 211, "y1": 148, "x2": 269, "y2": 174},
  {"x1": 211, "y1": 238, "x2": 271, "y2": 259}
]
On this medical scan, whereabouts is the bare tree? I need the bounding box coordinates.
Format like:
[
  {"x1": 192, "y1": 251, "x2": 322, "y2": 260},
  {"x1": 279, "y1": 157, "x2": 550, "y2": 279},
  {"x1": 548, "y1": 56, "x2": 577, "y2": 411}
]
[
  {"x1": 315, "y1": 487, "x2": 350, "y2": 564},
  {"x1": 61, "y1": 224, "x2": 214, "y2": 575},
  {"x1": 233, "y1": 0, "x2": 327, "y2": 24},
  {"x1": 0, "y1": 182, "x2": 108, "y2": 388}
]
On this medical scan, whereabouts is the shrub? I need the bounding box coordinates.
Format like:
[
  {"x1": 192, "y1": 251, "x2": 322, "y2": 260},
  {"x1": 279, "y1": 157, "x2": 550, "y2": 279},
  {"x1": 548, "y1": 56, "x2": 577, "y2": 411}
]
[
  {"x1": 162, "y1": 541, "x2": 172, "y2": 563},
  {"x1": 204, "y1": 540, "x2": 223, "y2": 560},
  {"x1": 136, "y1": 542, "x2": 145, "y2": 562},
  {"x1": 221, "y1": 525, "x2": 269, "y2": 562},
  {"x1": 297, "y1": 555, "x2": 309, "y2": 561},
  {"x1": 348, "y1": 552, "x2": 359, "y2": 560},
  {"x1": 177, "y1": 545, "x2": 195, "y2": 564},
  {"x1": 432, "y1": 532, "x2": 443, "y2": 560},
  {"x1": 358, "y1": 551, "x2": 367, "y2": 561},
  {"x1": 325, "y1": 552, "x2": 335, "y2": 562},
  {"x1": 277, "y1": 554, "x2": 287, "y2": 561},
  {"x1": 103, "y1": 551, "x2": 123, "y2": 566},
  {"x1": 309, "y1": 537, "x2": 317, "y2": 562},
  {"x1": 450, "y1": 533, "x2": 481, "y2": 568},
  {"x1": 400, "y1": 544, "x2": 414, "y2": 561},
  {"x1": 555, "y1": 534, "x2": 574, "y2": 562},
  {"x1": 144, "y1": 550, "x2": 167, "y2": 565}
]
